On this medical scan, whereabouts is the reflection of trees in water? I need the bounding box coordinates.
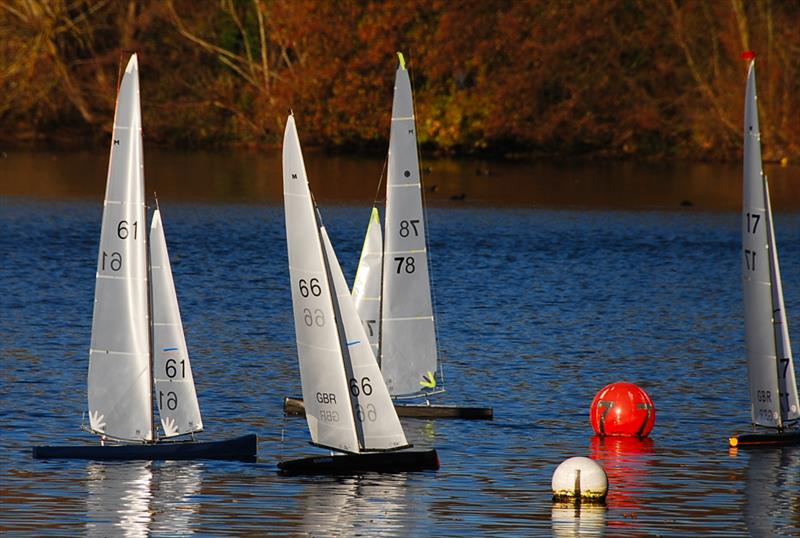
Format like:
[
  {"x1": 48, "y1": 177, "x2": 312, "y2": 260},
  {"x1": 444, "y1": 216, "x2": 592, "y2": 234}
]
[
  {"x1": 299, "y1": 473, "x2": 425, "y2": 536},
  {"x1": 740, "y1": 446, "x2": 800, "y2": 536},
  {"x1": 85, "y1": 460, "x2": 202, "y2": 537}
]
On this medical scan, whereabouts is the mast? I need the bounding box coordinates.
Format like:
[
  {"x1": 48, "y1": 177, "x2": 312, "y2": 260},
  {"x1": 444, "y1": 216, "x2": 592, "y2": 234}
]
[{"x1": 146, "y1": 197, "x2": 156, "y2": 442}]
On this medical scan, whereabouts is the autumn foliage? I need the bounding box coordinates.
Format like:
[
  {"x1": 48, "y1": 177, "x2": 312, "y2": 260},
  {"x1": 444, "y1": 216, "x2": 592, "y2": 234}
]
[{"x1": 1, "y1": 1, "x2": 798, "y2": 161}]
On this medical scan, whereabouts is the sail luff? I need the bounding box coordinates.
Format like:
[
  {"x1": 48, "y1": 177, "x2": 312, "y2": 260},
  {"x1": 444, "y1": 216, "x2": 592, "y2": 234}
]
[
  {"x1": 742, "y1": 61, "x2": 784, "y2": 428},
  {"x1": 283, "y1": 115, "x2": 360, "y2": 453},
  {"x1": 380, "y1": 55, "x2": 438, "y2": 397},
  {"x1": 150, "y1": 208, "x2": 204, "y2": 437},
  {"x1": 763, "y1": 179, "x2": 800, "y2": 424},
  {"x1": 87, "y1": 54, "x2": 153, "y2": 442},
  {"x1": 321, "y1": 228, "x2": 409, "y2": 451}
]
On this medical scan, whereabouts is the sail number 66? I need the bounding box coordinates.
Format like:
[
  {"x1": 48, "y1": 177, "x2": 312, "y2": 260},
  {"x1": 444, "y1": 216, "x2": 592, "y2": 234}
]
[
  {"x1": 349, "y1": 377, "x2": 373, "y2": 397},
  {"x1": 299, "y1": 278, "x2": 321, "y2": 297}
]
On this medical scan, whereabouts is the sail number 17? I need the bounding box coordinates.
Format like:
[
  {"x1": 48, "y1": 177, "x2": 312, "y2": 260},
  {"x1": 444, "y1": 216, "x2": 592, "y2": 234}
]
[{"x1": 745, "y1": 212, "x2": 760, "y2": 234}]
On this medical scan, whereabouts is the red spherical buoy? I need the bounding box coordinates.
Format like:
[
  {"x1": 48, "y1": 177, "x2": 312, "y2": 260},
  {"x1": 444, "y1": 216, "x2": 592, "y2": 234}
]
[{"x1": 590, "y1": 382, "x2": 655, "y2": 438}]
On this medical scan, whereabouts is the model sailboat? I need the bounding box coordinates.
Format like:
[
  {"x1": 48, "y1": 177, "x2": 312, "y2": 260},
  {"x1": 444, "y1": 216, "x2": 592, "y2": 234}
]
[
  {"x1": 284, "y1": 53, "x2": 491, "y2": 420},
  {"x1": 277, "y1": 115, "x2": 438, "y2": 475},
  {"x1": 32, "y1": 54, "x2": 256, "y2": 460},
  {"x1": 729, "y1": 55, "x2": 800, "y2": 447}
]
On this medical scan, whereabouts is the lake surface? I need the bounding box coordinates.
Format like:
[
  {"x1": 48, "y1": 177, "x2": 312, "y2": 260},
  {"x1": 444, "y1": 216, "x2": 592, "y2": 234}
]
[{"x1": 2, "y1": 152, "x2": 799, "y2": 535}]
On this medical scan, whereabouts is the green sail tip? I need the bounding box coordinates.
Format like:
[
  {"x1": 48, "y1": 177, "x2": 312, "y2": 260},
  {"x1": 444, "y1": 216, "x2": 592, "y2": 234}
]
[{"x1": 396, "y1": 52, "x2": 406, "y2": 70}]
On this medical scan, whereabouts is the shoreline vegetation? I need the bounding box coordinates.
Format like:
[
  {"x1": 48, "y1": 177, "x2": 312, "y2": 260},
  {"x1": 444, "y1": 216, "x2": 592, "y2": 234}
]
[{"x1": 1, "y1": 1, "x2": 798, "y2": 162}]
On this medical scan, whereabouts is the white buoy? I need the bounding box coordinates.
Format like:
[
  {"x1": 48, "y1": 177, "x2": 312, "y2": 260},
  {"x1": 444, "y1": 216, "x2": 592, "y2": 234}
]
[{"x1": 551, "y1": 457, "x2": 608, "y2": 503}]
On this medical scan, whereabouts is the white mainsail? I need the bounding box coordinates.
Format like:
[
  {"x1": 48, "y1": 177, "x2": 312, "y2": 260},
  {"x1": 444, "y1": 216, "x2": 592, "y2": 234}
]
[
  {"x1": 87, "y1": 54, "x2": 153, "y2": 442},
  {"x1": 320, "y1": 227, "x2": 409, "y2": 451},
  {"x1": 283, "y1": 115, "x2": 360, "y2": 453},
  {"x1": 150, "y1": 208, "x2": 203, "y2": 438},
  {"x1": 351, "y1": 207, "x2": 383, "y2": 359},
  {"x1": 742, "y1": 61, "x2": 800, "y2": 428},
  {"x1": 380, "y1": 53, "x2": 438, "y2": 396}
]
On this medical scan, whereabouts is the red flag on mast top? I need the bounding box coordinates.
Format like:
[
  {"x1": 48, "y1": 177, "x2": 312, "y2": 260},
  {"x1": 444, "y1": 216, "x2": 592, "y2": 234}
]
[{"x1": 742, "y1": 50, "x2": 756, "y2": 60}]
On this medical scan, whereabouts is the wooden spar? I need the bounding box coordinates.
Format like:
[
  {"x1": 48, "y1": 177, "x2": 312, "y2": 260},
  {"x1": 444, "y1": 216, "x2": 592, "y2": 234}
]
[{"x1": 283, "y1": 396, "x2": 493, "y2": 420}]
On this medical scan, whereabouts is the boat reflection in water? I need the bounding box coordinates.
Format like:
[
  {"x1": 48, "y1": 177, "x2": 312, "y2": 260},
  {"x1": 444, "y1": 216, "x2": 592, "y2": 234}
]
[
  {"x1": 298, "y1": 473, "x2": 425, "y2": 536},
  {"x1": 730, "y1": 445, "x2": 800, "y2": 535},
  {"x1": 85, "y1": 460, "x2": 202, "y2": 537}
]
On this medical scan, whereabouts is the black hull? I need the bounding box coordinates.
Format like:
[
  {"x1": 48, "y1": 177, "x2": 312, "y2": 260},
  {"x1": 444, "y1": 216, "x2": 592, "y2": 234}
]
[
  {"x1": 278, "y1": 449, "x2": 439, "y2": 476},
  {"x1": 283, "y1": 396, "x2": 492, "y2": 420},
  {"x1": 32, "y1": 433, "x2": 257, "y2": 461},
  {"x1": 729, "y1": 430, "x2": 800, "y2": 447}
]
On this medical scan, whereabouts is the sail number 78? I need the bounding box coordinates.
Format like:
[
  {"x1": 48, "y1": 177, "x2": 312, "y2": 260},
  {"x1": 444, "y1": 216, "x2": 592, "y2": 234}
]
[{"x1": 394, "y1": 256, "x2": 416, "y2": 274}]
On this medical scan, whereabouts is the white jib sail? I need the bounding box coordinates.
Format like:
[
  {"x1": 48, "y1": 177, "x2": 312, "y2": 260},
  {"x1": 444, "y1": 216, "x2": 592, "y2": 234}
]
[
  {"x1": 351, "y1": 207, "x2": 383, "y2": 359},
  {"x1": 320, "y1": 227, "x2": 409, "y2": 451},
  {"x1": 150, "y1": 208, "x2": 204, "y2": 438},
  {"x1": 87, "y1": 54, "x2": 153, "y2": 441},
  {"x1": 764, "y1": 179, "x2": 800, "y2": 424},
  {"x1": 283, "y1": 115, "x2": 360, "y2": 453},
  {"x1": 741, "y1": 61, "x2": 799, "y2": 427},
  {"x1": 381, "y1": 54, "x2": 438, "y2": 396}
]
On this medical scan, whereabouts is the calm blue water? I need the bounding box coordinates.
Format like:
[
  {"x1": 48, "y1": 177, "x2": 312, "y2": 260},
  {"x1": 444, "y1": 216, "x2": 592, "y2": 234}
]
[{"x1": 2, "y1": 196, "x2": 799, "y2": 536}]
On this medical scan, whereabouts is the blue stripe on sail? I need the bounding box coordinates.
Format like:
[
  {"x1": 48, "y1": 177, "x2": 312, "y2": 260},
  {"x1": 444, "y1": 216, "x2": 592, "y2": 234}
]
[
  {"x1": 346, "y1": 340, "x2": 360, "y2": 347},
  {"x1": 162, "y1": 347, "x2": 179, "y2": 352}
]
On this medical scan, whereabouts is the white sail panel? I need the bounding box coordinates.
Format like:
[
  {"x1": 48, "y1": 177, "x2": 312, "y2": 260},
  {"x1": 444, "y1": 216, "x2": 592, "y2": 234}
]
[
  {"x1": 741, "y1": 62, "x2": 784, "y2": 428},
  {"x1": 351, "y1": 207, "x2": 383, "y2": 358},
  {"x1": 763, "y1": 180, "x2": 800, "y2": 423},
  {"x1": 381, "y1": 59, "x2": 438, "y2": 396},
  {"x1": 150, "y1": 208, "x2": 203, "y2": 437},
  {"x1": 87, "y1": 54, "x2": 153, "y2": 442},
  {"x1": 321, "y1": 227, "x2": 409, "y2": 451},
  {"x1": 283, "y1": 116, "x2": 360, "y2": 453}
]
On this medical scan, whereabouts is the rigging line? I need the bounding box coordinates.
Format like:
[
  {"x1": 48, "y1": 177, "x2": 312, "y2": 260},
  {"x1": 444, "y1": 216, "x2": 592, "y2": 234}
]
[
  {"x1": 145, "y1": 196, "x2": 158, "y2": 443},
  {"x1": 406, "y1": 50, "x2": 446, "y2": 387},
  {"x1": 373, "y1": 158, "x2": 388, "y2": 208}
]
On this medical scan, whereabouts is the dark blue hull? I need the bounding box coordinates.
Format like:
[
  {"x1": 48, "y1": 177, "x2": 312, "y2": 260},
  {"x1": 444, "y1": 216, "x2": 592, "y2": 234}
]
[
  {"x1": 278, "y1": 448, "x2": 439, "y2": 475},
  {"x1": 32, "y1": 433, "x2": 257, "y2": 461},
  {"x1": 729, "y1": 429, "x2": 800, "y2": 447}
]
